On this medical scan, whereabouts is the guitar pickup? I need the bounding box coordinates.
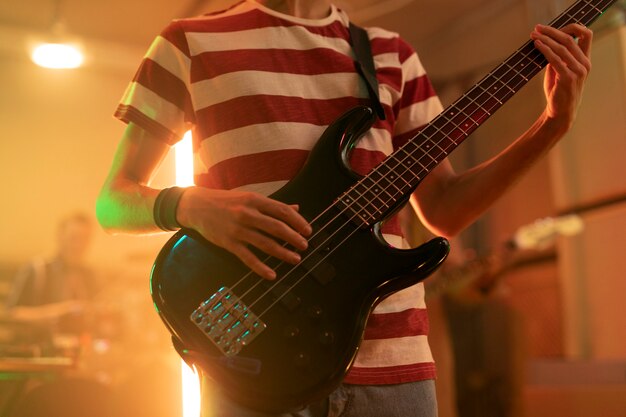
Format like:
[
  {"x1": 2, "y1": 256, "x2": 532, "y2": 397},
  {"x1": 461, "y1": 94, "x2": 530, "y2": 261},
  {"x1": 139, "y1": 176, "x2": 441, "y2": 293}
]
[
  {"x1": 260, "y1": 282, "x2": 301, "y2": 312},
  {"x1": 301, "y1": 251, "x2": 336, "y2": 285}
]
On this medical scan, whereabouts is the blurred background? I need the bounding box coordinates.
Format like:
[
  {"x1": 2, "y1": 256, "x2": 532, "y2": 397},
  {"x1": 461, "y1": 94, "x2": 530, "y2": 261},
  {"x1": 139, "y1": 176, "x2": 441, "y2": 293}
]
[{"x1": 0, "y1": 0, "x2": 625, "y2": 416}]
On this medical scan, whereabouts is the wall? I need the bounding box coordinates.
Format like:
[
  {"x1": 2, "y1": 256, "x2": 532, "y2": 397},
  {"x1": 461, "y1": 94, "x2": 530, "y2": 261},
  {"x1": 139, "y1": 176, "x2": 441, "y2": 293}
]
[{"x1": 0, "y1": 45, "x2": 174, "y2": 280}]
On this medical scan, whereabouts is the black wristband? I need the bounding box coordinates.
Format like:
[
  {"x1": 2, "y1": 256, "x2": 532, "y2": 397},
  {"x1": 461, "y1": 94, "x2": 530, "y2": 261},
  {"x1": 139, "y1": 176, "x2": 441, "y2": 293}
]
[{"x1": 153, "y1": 186, "x2": 186, "y2": 231}]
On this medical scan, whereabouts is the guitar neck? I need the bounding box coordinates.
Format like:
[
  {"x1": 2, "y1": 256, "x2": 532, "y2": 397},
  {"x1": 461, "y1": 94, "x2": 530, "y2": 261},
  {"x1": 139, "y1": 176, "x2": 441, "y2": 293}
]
[{"x1": 339, "y1": 0, "x2": 617, "y2": 227}]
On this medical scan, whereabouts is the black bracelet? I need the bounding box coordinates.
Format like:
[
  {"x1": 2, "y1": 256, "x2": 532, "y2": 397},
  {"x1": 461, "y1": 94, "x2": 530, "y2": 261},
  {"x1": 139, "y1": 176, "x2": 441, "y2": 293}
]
[{"x1": 153, "y1": 186, "x2": 186, "y2": 231}]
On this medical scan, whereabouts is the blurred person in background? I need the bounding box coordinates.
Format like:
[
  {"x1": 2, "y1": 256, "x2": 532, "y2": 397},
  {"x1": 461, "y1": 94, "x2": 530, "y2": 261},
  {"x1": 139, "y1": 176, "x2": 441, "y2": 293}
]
[{"x1": 4, "y1": 212, "x2": 98, "y2": 357}]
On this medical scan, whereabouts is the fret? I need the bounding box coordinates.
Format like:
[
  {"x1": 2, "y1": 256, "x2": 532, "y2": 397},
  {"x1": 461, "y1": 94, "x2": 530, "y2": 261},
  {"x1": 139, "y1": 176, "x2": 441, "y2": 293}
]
[
  {"x1": 343, "y1": 189, "x2": 382, "y2": 226},
  {"x1": 368, "y1": 166, "x2": 403, "y2": 195},
  {"x1": 417, "y1": 124, "x2": 440, "y2": 142},
  {"x1": 428, "y1": 113, "x2": 453, "y2": 137},
  {"x1": 564, "y1": 11, "x2": 584, "y2": 25},
  {"x1": 388, "y1": 153, "x2": 422, "y2": 191},
  {"x1": 361, "y1": 172, "x2": 396, "y2": 202},
  {"x1": 402, "y1": 140, "x2": 424, "y2": 161},
  {"x1": 474, "y1": 86, "x2": 502, "y2": 115},
  {"x1": 338, "y1": 0, "x2": 617, "y2": 228},
  {"x1": 359, "y1": 178, "x2": 393, "y2": 209},
  {"x1": 396, "y1": 146, "x2": 429, "y2": 174},
  {"x1": 560, "y1": 5, "x2": 590, "y2": 26},
  {"x1": 430, "y1": 124, "x2": 458, "y2": 149},
  {"x1": 358, "y1": 192, "x2": 388, "y2": 216},
  {"x1": 586, "y1": 0, "x2": 604, "y2": 14},
  {"x1": 381, "y1": 160, "x2": 414, "y2": 190},
  {"x1": 454, "y1": 96, "x2": 475, "y2": 118},
  {"x1": 419, "y1": 140, "x2": 445, "y2": 165},
  {"x1": 486, "y1": 78, "x2": 516, "y2": 103},
  {"x1": 423, "y1": 134, "x2": 448, "y2": 157},
  {"x1": 420, "y1": 156, "x2": 442, "y2": 174},
  {"x1": 438, "y1": 115, "x2": 471, "y2": 145},
  {"x1": 501, "y1": 61, "x2": 529, "y2": 87},
  {"x1": 395, "y1": 147, "x2": 418, "y2": 168},
  {"x1": 513, "y1": 50, "x2": 544, "y2": 76},
  {"x1": 490, "y1": 62, "x2": 511, "y2": 81},
  {"x1": 400, "y1": 167, "x2": 419, "y2": 186},
  {"x1": 438, "y1": 112, "x2": 470, "y2": 140},
  {"x1": 434, "y1": 137, "x2": 458, "y2": 158},
  {"x1": 336, "y1": 193, "x2": 371, "y2": 226},
  {"x1": 446, "y1": 107, "x2": 474, "y2": 129},
  {"x1": 456, "y1": 94, "x2": 490, "y2": 126},
  {"x1": 582, "y1": 0, "x2": 604, "y2": 14},
  {"x1": 553, "y1": 0, "x2": 606, "y2": 27}
]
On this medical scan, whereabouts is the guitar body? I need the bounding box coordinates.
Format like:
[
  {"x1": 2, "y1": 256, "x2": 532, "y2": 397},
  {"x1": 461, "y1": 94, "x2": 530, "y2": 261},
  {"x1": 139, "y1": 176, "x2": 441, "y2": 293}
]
[{"x1": 151, "y1": 106, "x2": 450, "y2": 412}]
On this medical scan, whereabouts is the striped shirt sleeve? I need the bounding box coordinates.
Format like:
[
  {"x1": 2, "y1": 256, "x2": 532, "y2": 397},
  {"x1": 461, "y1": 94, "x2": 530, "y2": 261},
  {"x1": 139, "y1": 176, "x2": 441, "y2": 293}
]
[{"x1": 115, "y1": 20, "x2": 195, "y2": 145}]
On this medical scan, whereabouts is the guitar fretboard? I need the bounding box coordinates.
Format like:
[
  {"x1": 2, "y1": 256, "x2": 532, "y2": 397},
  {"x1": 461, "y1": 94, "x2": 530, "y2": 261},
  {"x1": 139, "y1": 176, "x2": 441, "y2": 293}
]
[{"x1": 337, "y1": 0, "x2": 617, "y2": 227}]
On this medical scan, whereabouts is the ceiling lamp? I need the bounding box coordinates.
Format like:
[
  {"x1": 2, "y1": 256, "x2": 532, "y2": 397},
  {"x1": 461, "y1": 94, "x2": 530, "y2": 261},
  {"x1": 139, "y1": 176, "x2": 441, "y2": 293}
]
[
  {"x1": 30, "y1": 0, "x2": 84, "y2": 69},
  {"x1": 31, "y1": 42, "x2": 83, "y2": 69}
]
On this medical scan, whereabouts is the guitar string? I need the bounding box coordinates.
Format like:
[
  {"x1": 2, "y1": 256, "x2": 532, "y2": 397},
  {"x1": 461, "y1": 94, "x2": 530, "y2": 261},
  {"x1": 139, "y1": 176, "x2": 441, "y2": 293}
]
[
  {"x1": 223, "y1": 0, "x2": 602, "y2": 316},
  {"x1": 344, "y1": 0, "x2": 606, "y2": 221},
  {"x1": 249, "y1": 0, "x2": 606, "y2": 319},
  {"x1": 200, "y1": 0, "x2": 606, "y2": 325},
  {"x1": 230, "y1": 42, "x2": 542, "y2": 309},
  {"x1": 359, "y1": 0, "x2": 608, "y2": 218},
  {"x1": 320, "y1": 0, "x2": 599, "y2": 224}
]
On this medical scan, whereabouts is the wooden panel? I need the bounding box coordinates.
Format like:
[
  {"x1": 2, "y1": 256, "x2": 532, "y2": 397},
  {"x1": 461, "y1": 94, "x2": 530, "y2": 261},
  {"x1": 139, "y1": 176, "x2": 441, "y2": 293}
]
[
  {"x1": 524, "y1": 384, "x2": 626, "y2": 417},
  {"x1": 559, "y1": 202, "x2": 626, "y2": 359},
  {"x1": 503, "y1": 261, "x2": 565, "y2": 358},
  {"x1": 550, "y1": 25, "x2": 626, "y2": 209}
]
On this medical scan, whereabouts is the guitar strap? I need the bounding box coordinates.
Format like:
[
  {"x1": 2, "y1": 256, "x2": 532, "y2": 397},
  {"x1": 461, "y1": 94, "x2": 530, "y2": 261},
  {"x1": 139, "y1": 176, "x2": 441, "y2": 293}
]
[{"x1": 349, "y1": 22, "x2": 386, "y2": 121}]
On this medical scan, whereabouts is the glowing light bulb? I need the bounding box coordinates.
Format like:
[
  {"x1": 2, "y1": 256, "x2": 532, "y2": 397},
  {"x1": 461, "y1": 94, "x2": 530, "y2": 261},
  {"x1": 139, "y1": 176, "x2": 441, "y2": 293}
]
[{"x1": 31, "y1": 43, "x2": 84, "y2": 69}]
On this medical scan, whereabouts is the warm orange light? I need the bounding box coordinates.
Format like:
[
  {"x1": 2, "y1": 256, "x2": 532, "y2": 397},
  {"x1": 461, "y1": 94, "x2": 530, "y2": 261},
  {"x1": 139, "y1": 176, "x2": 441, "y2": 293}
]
[
  {"x1": 181, "y1": 361, "x2": 201, "y2": 417},
  {"x1": 175, "y1": 133, "x2": 200, "y2": 416},
  {"x1": 175, "y1": 131, "x2": 194, "y2": 186},
  {"x1": 31, "y1": 43, "x2": 83, "y2": 69}
]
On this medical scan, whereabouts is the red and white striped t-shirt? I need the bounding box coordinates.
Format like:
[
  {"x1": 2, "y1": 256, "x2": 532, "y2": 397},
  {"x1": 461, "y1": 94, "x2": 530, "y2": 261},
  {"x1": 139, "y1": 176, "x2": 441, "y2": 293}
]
[{"x1": 116, "y1": 0, "x2": 443, "y2": 385}]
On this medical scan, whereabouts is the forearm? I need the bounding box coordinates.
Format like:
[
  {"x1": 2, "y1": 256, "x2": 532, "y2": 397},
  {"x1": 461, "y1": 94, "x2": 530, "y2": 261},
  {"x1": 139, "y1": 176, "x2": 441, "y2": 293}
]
[
  {"x1": 96, "y1": 177, "x2": 162, "y2": 234},
  {"x1": 414, "y1": 110, "x2": 568, "y2": 237},
  {"x1": 96, "y1": 122, "x2": 171, "y2": 234},
  {"x1": 415, "y1": 23, "x2": 591, "y2": 238}
]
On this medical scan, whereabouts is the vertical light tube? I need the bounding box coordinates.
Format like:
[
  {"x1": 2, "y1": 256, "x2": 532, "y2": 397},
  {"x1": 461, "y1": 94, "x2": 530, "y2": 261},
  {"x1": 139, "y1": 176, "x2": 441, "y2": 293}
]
[
  {"x1": 181, "y1": 362, "x2": 201, "y2": 417},
  {"x1": 175, "y1": 131, "x2": 200, "y2": 417},
  {"x1": 175, "y1": 131, "x2": 194, "y2": 187}
]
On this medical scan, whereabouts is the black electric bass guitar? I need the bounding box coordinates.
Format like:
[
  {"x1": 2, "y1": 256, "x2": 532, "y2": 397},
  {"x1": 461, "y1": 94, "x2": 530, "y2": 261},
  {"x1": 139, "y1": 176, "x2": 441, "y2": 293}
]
[{"x1": 150, "y1": 0, "x2": 616, "y2": 412}]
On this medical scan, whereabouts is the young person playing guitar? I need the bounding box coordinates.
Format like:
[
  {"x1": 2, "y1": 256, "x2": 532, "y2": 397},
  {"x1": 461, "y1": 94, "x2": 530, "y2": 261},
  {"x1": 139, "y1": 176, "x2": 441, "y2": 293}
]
[{"x1": 96, "y1": 0, "x2": 593, "y2": 415}]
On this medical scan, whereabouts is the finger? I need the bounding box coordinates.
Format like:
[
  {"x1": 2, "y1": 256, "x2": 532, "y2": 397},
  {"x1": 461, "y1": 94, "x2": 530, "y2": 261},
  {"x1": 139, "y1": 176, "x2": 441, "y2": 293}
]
[
  {"x1": 533, "y1": 24, "x2": 591, "y2": 72},
  {"x1": 535, "y1": 38, "x2": 588, "y2": 80},
  {"x1": 225, "y1": 241, "x2": 277, "y2": 280},
  {"x1": 256, "y1": 198, "x2": 313, "y2": 237},
  {"x1": 532, "y1": 32, "x2": 588, "y2": 77},
  {"x1": 533, "y1": 38, "x2": 573, "y2": 78},
  {"x1": 244, "y1": 212, "x2": 309, "y2": 251},
  {"x1": 240, "y1": 228, "x2": 302, "y2": 265},
  {"x1": 559, "y1": 23, "x2": 593, "y2": 58}
]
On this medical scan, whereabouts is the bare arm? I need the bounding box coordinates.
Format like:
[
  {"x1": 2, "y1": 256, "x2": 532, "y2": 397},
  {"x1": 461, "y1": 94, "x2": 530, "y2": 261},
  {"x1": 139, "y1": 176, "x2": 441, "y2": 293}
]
[
  {"x1": 96, "y1": 123, "x2": 311, "y2": 279},
  {"x1": 412, "y1": 23, "x2": 592, "y2": 238},
  {"x1": 96, "y1": 122, "x2": 169, "y2": 233}
]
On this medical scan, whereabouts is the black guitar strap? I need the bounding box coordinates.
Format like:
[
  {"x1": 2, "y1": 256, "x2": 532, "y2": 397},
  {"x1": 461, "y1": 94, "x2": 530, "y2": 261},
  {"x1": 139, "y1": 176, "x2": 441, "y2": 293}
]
[{"x1": 349, "y1": 22, "x2": 386, "y2": 121}]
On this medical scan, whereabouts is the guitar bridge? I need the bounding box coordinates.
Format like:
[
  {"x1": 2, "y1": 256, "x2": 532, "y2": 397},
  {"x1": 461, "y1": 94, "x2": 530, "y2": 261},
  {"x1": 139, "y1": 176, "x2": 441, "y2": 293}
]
[{"x1": 190, "y1": 287, "x2": 266, "y2": 357}]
